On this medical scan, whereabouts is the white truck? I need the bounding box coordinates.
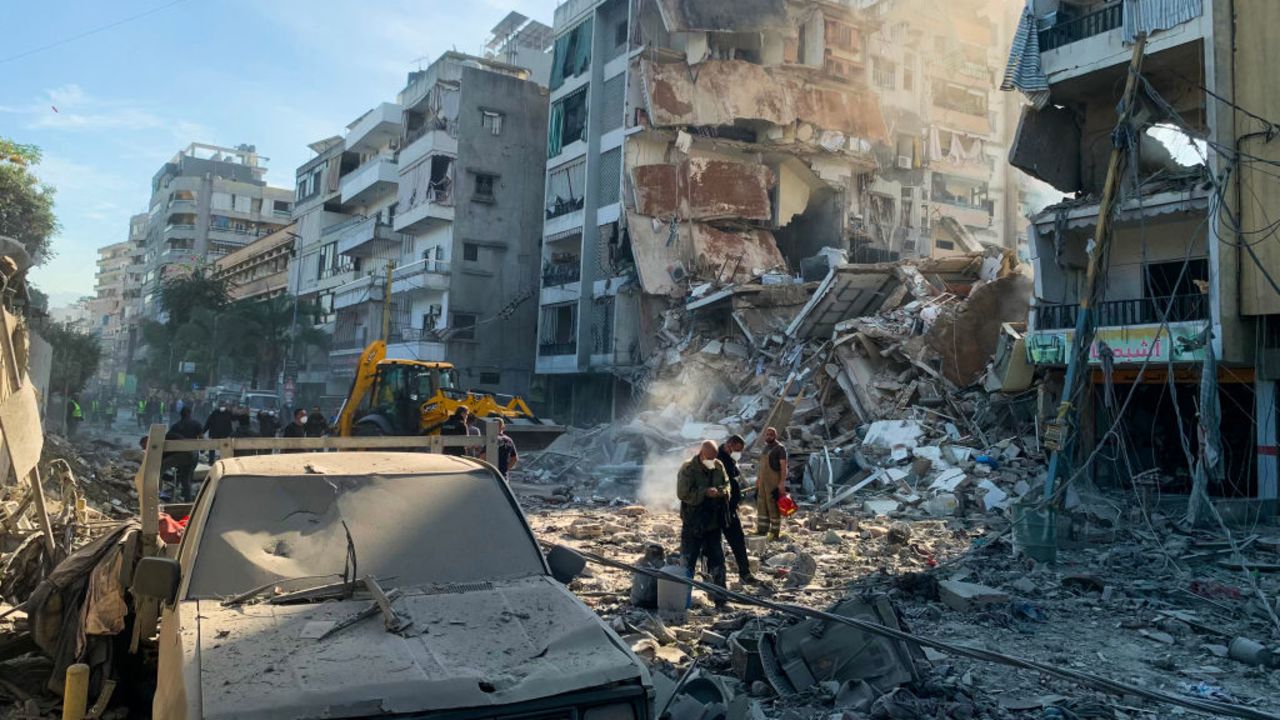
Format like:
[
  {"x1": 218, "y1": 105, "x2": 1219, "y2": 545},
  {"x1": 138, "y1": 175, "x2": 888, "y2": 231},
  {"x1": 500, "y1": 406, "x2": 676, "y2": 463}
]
[{"x1": 130, "y1": 434, "x2": 652, "y2": 720}]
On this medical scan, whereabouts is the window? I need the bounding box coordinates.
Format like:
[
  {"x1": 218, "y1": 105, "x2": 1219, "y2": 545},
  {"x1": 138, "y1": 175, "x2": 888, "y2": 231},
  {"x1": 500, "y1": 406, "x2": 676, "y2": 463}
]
[
  {"x1": 473, "y1": 173, "x2": 497, "y2": 201},
  {"x1": 873, "y1": 57, "x2": 896, "y2": 90},
  {"x1": 452, "y1": 313, "x2": 477, "y2": 340},
  {"x1": 463, "y1": 243, "x2": 479, "y2": 262},
  {"x1": 546, "y1": 159, "x2": 586, "y2": 218},
  {"x1": 548, "y1": 87, "x2": 589, "y2": 158},
  {"x1": 549, "y1": 18, "x2": 593, "y2": 91},
  {"x1": 479, "y1": 371, "x2": 501, "y2": 385},
  {"x1": 481, "y1": 110, "x2": 504, "y2": 136},
  {"x1": 903, "y1": 67, "x2": 914, "y2": 91},
  {"x1": 935, "y1": 239, "x2": 955, "y2": 251},
  {"x1": 539, "y1": 303, "x2": 577, "y2": 355}
]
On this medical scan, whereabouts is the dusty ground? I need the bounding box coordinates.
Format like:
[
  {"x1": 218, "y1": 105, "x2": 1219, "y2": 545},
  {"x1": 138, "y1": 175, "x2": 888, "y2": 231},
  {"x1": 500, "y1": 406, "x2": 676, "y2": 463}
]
[{"x1": 520, "y1": 496, "x2": 1280, "y2": 719}]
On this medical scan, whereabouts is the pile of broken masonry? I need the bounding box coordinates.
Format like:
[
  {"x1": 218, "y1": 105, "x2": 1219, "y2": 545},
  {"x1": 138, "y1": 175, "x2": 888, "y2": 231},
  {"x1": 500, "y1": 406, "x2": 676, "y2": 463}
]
[{"x1": 518, "y1": 248, "x2": 1046, "y2": 525}]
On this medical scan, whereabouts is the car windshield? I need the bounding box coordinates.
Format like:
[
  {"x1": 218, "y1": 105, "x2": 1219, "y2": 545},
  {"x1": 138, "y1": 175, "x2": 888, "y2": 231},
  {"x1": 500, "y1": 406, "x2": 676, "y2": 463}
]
[{"x1": 186, "y1": 469, "x2": 545, "y2": 599}]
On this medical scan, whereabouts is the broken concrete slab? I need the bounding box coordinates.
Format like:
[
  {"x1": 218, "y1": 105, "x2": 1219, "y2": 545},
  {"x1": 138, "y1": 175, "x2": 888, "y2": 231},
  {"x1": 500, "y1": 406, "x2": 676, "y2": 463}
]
[
  {"x1": 938, "y1": 581, "x2": 1010, "y2": 612},
  {"x1": 862, "y1": 420, "x2": 925, "y2": 451}
]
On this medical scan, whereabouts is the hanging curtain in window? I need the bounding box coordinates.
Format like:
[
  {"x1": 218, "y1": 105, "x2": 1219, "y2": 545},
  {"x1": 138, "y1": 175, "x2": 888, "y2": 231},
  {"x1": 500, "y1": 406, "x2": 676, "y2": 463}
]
[
  {"x1": 1123, "y1": 0, "x2": 1202, "y2": 44},
  {"x1": 548, "y1": 101, "x2": 566, "y2": 158},
  {"x1": 574, "y1": 18, "x2": 594, "y2": 76}
]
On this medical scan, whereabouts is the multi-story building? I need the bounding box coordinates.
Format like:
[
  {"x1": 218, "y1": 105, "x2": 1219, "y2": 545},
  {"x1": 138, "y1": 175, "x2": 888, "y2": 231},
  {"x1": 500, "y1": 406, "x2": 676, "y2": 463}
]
[
  {"x1": 486, "y1": 11, "x2": 555, "y2": 86},
  {"x1": 857, "y1": 0, "x2": 1025, "y2": 259},
  {"x1": 534, "y1": 0, "x2": 888, "y2": 423},
  {"x1": 213, "y1": 222, "x2": 296, "y2": 302},
  {"x1": 1004, "y1": 0, "x2": 1279, "y2": 511},
  {"x1": 89, "y1": 241, "x2": 132, "y2": 387},
  {"x1": 288, "y1": 48, "x2": 550, "y2": 403},
  {"x1": 137, "y1": 143, "x2": 293, "y2": 321}
]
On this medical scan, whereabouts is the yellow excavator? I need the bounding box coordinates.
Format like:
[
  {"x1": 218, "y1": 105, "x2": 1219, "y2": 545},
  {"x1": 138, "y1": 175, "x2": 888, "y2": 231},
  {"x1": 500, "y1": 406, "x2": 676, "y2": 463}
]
[{"x1": 334, "y1": 339, "x2": 561, "y2": 446}]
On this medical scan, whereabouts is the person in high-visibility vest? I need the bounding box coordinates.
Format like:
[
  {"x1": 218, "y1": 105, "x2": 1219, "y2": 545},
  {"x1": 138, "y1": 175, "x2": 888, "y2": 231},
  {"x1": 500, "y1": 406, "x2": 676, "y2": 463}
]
[
  {"x1": 66, "y1": 397, "x2": 84, "y2": 439},
  {"x1": 137, "y1": 398, "x2": 146, "y2": 429}
]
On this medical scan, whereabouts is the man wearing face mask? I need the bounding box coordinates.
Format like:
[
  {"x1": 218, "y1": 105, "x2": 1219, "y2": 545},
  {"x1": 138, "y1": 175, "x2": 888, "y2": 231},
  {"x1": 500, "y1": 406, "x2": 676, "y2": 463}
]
[
  {"x1": 717, "y1": 434, "x2": 757, "y2": 584},
  {"x1": 281, "y1": 407, "x2": 307, "y2": 452},
  {"x1": 756, "y1": 426, "x2": 789, "y2": 540},
  {"x1": 677, "y1": 440, "x2": 732, "y2": 609}
]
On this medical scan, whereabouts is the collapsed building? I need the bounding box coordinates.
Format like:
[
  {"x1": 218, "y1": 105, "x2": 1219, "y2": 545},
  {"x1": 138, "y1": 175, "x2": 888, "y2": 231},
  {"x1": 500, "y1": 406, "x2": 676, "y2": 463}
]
[
  {"x1": 535, "y1": 0, "x2": 891, "y2": 424},
  {"x1": 533, "y1": 0, "x2": 1033, "y2": 426}
]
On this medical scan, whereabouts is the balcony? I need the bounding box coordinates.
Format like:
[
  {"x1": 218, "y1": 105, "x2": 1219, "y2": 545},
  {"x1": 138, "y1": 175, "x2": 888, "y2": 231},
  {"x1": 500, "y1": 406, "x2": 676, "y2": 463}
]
[
  {"x1": 398, "y1": 126, "x2": 458, "y2": 171},
  {"x1": 386, "y1": 327, "x2": 447, "y2": 362},
  {"x1": 166, "y1": 199, "x2": 197, "y2": 213},
  {"x1": 394, "y1": 187, "x2": 454, "y2": 233},
  {"x1": 346, "y1": 102, "x2": 403, "y2": 154},
  {"x1": 324, "y1": 215, "x2": 402, "y2": 258},
  {"x1": 390, "y1": 258, "x2": 450, "y2": 294},
  {"x1": 538, "y1": 341, "x2": 577, "y2": 357},
  {"x1": 340, "y1": 156, "x2": 398, "y2": 208},
  {"x1": 1038, "y1": 2, "x2": 1123, "y2": 52},
  {"x1": 1033, "y1": 294, "x2": 1208, "y2": 331},
  {"x1": 333, "y1": 274, "x2": 384, "y2": 310},
  {"x1": 163, "y1": 223, "x2": 196, "y2": 238},
  {"x1": 542, "y1": 260, "x2": 581, "y2": 287}
]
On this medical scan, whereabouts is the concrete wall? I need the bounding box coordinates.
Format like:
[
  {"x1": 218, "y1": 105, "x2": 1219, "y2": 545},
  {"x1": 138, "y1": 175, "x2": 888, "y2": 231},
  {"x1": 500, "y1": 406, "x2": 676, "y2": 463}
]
[{"x1": 448, "y1": 66, "x2": 549, "y2": 396}]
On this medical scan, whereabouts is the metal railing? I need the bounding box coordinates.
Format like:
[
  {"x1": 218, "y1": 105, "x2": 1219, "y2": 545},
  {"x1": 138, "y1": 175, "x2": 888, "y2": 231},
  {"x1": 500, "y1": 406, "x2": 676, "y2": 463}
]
[
  {"x1": 1034, "y1": 294, "x2": 1209, "y2": 331},
  {"x1": 1038, "y1": 1, "x2": 1123, "y2": 51},
  {"x1": 539, "y1": 341, "x2": 576, "y2": 356},
  {"x1": 392, "y1": 258, "x2": 450, "y2": 282},
  {"x1": 542, "y1": 262, "x2": 581, "y2": 286}
]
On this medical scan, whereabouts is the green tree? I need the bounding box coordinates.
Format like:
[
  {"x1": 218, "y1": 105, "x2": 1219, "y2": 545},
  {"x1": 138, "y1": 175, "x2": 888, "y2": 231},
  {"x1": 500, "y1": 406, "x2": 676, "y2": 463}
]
[
  {"x1": 36, "y1": 320, "x2": 101, "y2": 395},
  {"x1": 0, "y1": 138, "x2": 58, "y2": 263}
]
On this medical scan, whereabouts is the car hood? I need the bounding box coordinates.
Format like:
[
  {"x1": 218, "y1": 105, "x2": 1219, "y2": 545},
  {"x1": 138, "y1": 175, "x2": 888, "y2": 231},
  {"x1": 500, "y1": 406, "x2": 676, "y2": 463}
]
[{"x1": 194, "y1": 575, "x2": 648, "y2": 720}]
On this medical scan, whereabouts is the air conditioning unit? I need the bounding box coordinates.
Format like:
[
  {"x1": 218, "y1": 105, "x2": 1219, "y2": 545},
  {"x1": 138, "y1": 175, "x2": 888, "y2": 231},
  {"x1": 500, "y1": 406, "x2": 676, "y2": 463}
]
[{"x1": 896, "y1": 156, "x2": 912, "y2": 170}]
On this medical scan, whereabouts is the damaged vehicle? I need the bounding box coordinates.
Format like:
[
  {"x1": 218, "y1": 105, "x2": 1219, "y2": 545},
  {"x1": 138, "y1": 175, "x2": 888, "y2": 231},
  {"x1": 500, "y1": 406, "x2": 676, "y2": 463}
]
[{"x1": 131, "y1": 453, "x2": 652, "y2": 719}]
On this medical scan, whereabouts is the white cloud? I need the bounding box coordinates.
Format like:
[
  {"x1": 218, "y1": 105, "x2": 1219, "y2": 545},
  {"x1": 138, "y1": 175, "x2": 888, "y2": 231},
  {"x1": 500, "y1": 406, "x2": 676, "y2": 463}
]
[{"x1": 1, "y1": 84, "x2": 208, "y2": 143}]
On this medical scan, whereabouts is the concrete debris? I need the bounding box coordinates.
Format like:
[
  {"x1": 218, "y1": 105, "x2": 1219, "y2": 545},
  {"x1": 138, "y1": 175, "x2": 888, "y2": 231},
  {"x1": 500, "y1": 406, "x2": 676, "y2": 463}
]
[{"x1": 937, "y1": 580, "x2": 1011, "y2": 612}]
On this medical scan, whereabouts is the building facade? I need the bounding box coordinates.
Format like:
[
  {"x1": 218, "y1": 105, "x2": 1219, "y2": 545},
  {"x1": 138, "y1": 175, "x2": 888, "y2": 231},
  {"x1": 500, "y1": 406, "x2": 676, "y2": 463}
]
[
  {"x1": 137, "y1": 143, "x2": 293, "y2": 321},
  {"x1": 1005, "y1": 0, "x2": 1278, "y2": 510},
  {"x1": 213, "y1": 222, "x2": 296, "y2": 302},
  {"x1": 89, "y1": 241, "x2": 132, "y2": 387},
  {"x1": 857, "y1": 0, "x2": 1026, "y2": 259},
  {"x1": 288, "y1": 50, "x2": 550, "y2": 404},
  {"x1": 534, "y1": 0, "x2": 889, "y2": 424}
]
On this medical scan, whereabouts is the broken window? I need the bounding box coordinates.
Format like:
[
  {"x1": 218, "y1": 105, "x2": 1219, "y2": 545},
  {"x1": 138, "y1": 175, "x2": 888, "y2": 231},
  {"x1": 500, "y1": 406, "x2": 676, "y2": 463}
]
[
  {"x1": 549, "y1": 18, "x2": 593, "y2": 91},
  {"x1": 539, "y1": 302, "x2": 577, "y2": 355},
  {"x1": 543, "y1": 251, "x2": 580, "y2": 285},
  {"x1": 932, "y1": 80, "x2": 988, "y2": 117},
  {"x1": 548, "y1": 86, "x2": 589, "y2": 158},
  {"x1": 930, "y1": 173, "x2": 991, "y2": 212},
  {"x1": 546, "y1": 158, "x2": 586, "y2": 218}
]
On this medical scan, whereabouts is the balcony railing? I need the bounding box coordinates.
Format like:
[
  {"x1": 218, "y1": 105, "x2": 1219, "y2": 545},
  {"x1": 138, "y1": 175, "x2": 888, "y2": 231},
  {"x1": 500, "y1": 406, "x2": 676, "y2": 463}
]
[
  {"x1": 539, "y1": 341, "x2": 577, "y2": 356},
  {"x1": 1038, "y1": 1, "x2": 1123, "y2": 51},
  {"x1": 388, "y1": 326, "x2": 441, "y2": 343},
  {"x1": 392, "y1": 258, "x2": 450, "y2": 281},
  {"x1": 542, "y1": 261, "x2": 581, "y2": 287},
  {"x1": 1034, "y1": 294, "x2": 1208, "y2": 331}
]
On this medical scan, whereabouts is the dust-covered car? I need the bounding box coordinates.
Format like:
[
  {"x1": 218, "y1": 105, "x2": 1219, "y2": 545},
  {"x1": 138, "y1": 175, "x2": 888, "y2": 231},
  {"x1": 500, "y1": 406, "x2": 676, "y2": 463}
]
[{"x1": 132, "y1": 453, "x2": 652, "y2": 720}]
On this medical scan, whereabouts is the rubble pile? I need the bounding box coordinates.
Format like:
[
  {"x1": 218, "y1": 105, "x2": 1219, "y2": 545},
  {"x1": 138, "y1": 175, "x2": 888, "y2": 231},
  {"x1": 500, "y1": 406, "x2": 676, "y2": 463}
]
[
  {"x1": 520, "y1": 250, "x2": 1041, "y2": 520},
  {"x1": 525, "y1": 500, "x2": 1280, "y2": 719}
]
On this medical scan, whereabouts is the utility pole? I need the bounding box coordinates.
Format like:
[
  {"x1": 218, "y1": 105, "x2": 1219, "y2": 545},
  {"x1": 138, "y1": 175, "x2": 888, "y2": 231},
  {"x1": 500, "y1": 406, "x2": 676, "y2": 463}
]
[
  {"x1": 380, "y1": 259, "x2": 394, "y2": 342},
  {"x1": 1041, "y1": 36, "x2": 1148, "y2": 544}
]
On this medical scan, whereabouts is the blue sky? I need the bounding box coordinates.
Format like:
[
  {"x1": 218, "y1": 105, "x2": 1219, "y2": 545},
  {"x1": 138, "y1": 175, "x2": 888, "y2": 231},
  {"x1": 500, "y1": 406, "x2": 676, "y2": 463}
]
[{"x1": 0, "y1": 0, "x2": 557, "y2": 307}]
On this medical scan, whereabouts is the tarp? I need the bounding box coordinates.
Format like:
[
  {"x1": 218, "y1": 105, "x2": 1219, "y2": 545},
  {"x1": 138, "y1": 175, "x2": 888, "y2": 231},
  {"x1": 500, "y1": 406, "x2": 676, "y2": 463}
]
[{"x1": 1123, "y1": 0, "x2": 1203, "y2": 44}]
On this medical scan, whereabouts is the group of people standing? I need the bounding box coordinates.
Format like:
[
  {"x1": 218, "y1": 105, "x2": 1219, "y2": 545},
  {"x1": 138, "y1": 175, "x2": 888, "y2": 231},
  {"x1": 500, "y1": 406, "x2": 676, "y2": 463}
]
[{"x1": 676, "y1": 427, "x2": 788, "y2": 610}]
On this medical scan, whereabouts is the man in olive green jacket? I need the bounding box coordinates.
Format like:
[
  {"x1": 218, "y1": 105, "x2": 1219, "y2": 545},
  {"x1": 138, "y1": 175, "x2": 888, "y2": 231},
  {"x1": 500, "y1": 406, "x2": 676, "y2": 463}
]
[{"x1": 677, "y1": 440, "x2": 731, "y2": 608}]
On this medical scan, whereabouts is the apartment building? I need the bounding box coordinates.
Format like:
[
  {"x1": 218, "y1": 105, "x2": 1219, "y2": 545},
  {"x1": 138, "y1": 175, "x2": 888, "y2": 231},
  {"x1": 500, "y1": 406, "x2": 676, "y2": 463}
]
[
  {"x1": 213, "y1": 223, "x2": 296, "y2": 302},
  {"x1": 89, "y1": 241, "x2": 132, "y2": 387},
  {"x1": 858, "y1": 0, "x2": 1025, "y2": 259},
  {"x1": 534, "y1": 0, "x2": 888, "y2": 424},
  {"x1": 288, "y1": 50, "x2": 549, "y2": 403},
  {"x1": 1004, "y1": 0, "x2": 1279, "y2": 511},
  {"x1": 137, "y1": 143, "x2": 293, "y2": 321}
]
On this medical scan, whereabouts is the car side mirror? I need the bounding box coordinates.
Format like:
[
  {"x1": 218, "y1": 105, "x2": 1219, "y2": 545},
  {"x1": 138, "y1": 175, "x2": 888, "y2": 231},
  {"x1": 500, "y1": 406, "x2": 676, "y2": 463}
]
[
  {"x1": 546, "y1": 544, "x2": 586, "y2": 584},
  {"x1": 132, "y1": 556, "x2": 181, "y2": 605}
]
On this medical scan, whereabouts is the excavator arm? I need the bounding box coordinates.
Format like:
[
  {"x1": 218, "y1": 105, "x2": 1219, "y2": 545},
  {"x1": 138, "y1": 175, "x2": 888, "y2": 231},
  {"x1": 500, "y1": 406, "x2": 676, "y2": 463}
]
[{"x1": 335, "y1": 340, "x2": 387, "y2": 436}]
